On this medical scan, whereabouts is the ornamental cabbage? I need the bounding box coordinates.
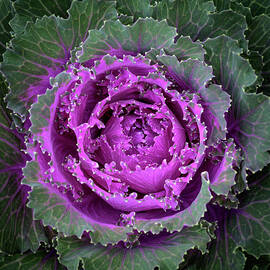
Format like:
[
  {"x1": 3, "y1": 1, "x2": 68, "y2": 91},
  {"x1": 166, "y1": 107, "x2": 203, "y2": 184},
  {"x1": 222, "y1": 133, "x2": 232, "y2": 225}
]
[{"x1": 1, "y1": 0, "x2": 270, "y2": 269}]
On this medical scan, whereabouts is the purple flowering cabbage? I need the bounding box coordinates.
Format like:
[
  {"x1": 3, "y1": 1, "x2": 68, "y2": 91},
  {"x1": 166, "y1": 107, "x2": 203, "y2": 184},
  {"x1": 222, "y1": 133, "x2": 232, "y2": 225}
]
[{"x1": 1, "y1": 0, "x2": 270, "y2": 269}]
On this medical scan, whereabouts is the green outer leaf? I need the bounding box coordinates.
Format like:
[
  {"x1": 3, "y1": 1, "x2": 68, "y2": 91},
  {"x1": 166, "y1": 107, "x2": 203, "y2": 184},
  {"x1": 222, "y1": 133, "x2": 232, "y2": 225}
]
[
  {"x1": 165, "y1": 36, "x2": 205, "y2": 61},
  {"x1": 199, "y1": 10, "x2": 248, "y2": 50},
  {"x1": 152, "y1": 0, "x2": 247, "y2": 49},
  {"x1": 0, "y1": 0, "x2": 14, "y2": 62},
  {"x1": 230, "y1": 174, "x2": 270, "y2": 258},
  {"x1": 57, "y1": 225, "x2": 211, "y2": 270},
  {"x1": 77, "y1": 18, "x2": 177, "y2": 62},
  {"x1": 203, "y1": 35, "x2": 255, "y2": 100},
  {"x1": 116, "y1": 0, "x2": 154, "y2": 21},
  {"x1": 145, "y1": 36, "x2": 205, "y2": 64},
  {"x1": 152, "y1": 0, "x2": 215, "y2": 40},
  {"x1": 0, "y1": 94, "x2": 24, "y2": 170},
  {"x1": 213, "y1": 0, "x2": 230, "y2": 11},
  {"x1": 1, "y1": 0, "x2": 117, "y2": 117},
  {"x1": 9, "y1": 14, "x2": 29, "y2": 36},
  {"x1": 118, "y1": 14, "x2": 134, "y2": 25},
  {"x1": 204, "y1": 169, "x2": 270, "y2": 269},
  {"x1": 230, "y1": 1, "x2": 253, "y2": 24},
  {"x1": 0, "y1": 76, "x2": 47, "y2": 254},
  {"x1": 0, "y1": 171, "x2": 47, "y2": 254},
  {"x1": 157, "y1": 56, "x2": 213, "y2": 92},
  {"x1": 235, "y1": 93, "x2": 270, "y2": 172},
  {"x1": 204, "y1": 36, "x2": 270, "y2": 172},
  {"x1": 244, "y1": 254, "x2": 270, "y2": 270},
  {"x1": 23, "y1": 160, "x2": 133, "y2": 245},
  {"x1": 212, "y1": 1, "x2": 263, "y2": 90},
  {"x1": 213, "y1": 1, "x2": 252, "y2": 25},
  {"x1": 10, "y1": 0, "x2": 72, "y2": 35},
  {"x1": 203, "y1": 222, "x2": 246, "y2": 270},
  {"x1": 243, "y1": 51, "x2": 263, "y2": 93},
  {"x1": 0, "y1": 249, "x2": 66, "y2": 270},
  {"x1": 246, "y1": 14, "x2": 270, "y2": 94},
  {"x1": 237, "y1": 0, "x2": 270, "y2": 17}
]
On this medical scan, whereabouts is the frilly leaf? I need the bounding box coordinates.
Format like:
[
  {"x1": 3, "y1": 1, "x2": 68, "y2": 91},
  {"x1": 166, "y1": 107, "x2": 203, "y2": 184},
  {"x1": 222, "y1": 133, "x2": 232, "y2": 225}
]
[
  {"x1": 204, "y1": 35, "x2": 270, "y2": 172},
  {"x1": 203, "y1": 168, "x2": 270, "y2": 269},
  {"x1": 200, "y1": 84, "x2": 231, "y2": 145},
  {"x1": 165, "y1": 36, "x2": 206, "y2": 61},
  {"x1": 152, "y1": 0, "x2": 215, "y2": 40},
  {"x1": 157, "y1": 55, "x2": 213, "y2": 92},
  {"x1": 10, "y1": 0, "x2": 72, "y2": 35},
  {"x1": 133, "y1": 173, "x2": 211, "y2": 234},
  {"x1": 246, "y1": 14, "x2": 270, "y2": 94},
  {"x1": 208, "y1": 140, "x2": 239, "y2": 196},
  {"x1": 234, "y1": 0, "x2": 270, "y2": 17},
  {"x1": 116, "y1": 0, "x2": 154, "y2": 21},
  {"x1": 0, "y1": 76, "x2": 47, "y2": 254},
  {"x1": 57, "y1": 225, "x2": 211, "y2": 270},
  {"x1": 22, "y1": 160, "x2": 133, "y2": 245},
  {"x1": 1, "y1": 0, "x2": 117, "y2": 118},
  {"x1": 152, "y1": 0, "x2": 247, "y2": 49},
  {"x1": 146, "y1": 34, "x2": 206, "y2": 63},
  {"x1": 0, "y1": 248, "x2": 66, "y2": 270},
  {"x1": 0, "y1": 0, "x2": 14, "y2": 62},
  {"x1": 156, "y1": 54, "x2": 230, "y2": 145},
  {"x1": 203, "y1": 217, "x2": 246, "y2": 269},
  {"x1": 76, "y1": 18, "x2": 177, "y2": 63}
]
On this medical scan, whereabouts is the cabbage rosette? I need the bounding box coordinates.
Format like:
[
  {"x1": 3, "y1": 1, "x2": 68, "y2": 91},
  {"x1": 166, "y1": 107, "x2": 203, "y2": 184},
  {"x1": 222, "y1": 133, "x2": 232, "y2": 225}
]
[
  {"x1": 23, "y1": 18, "x2": 235, "y2": 242},
  {"x1": 1, "y1": 0, "x2": 270, "y2": 269}
]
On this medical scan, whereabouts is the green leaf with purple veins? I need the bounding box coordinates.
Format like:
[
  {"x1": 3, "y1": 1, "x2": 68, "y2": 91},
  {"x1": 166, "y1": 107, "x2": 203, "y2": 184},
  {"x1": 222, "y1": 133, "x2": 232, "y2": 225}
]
[
  {"x1": 76, "y1": 18, "x2": 177, "y2": 63},
  {"x1": 236, "y1": 0, "x2": 270, "y2": 17},
  {"x1": 246, "y1": 14, "x2": 270, "y2": 95},
  {"x1": 116, "y1": 0, "x2": 154, "y2": 21},
  {"x1": 203, "y1": 167, "x2": 270, "y2": 269},
  {"x1": 0, "y1": 248, "x2": 66, "y2": 270},
  {"x1": 204, "y1": 35, "x2": 270, "y2": 172},
  {"x1": 152, "y1": 0, "x2": 215, "y2": 40},
  {"x1": 22, "y1": 160, "x2": 134, "y2": 245},
  {"x1": 203, "y1": 220, "x2": 246, "y2": 270},
  {"x1": 0, "y1": 0, "x2": 14, "y2": 62},
  {"x1": 57, "y1": 225, "x2": 211, "y2": 270},
  {"x1": 10, "y1": 0, "x2": 72, "y2": 35},
  {"x1": 152, "y1": 0, "x2": 247, "y2": 49},
  {"x1": 0, "y1": 76, "x2": 47, "y2": 254},
  {"x1": 165, "y1": 36, "x2": 206, "y2": 61},
  {"x1": 1, "y1": 0, "x2": 117, "y2": 118}
]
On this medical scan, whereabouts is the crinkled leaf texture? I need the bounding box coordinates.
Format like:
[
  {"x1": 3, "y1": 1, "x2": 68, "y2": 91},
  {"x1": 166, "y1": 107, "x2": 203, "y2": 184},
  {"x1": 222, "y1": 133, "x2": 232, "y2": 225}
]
[
  {"x1": 1, "y1": 0, "x2": 117, "y2": 118},
  {"x1": 57, "y1": 225, "x2": 210, "y2": 270},
  {"x1": 204, "y1": 36, "x2": 270, "y2": 172},
  {"x1": 0, "y1": 76, "x2": 47, "y2": 254},
  {"x1": 0, "y1": 248, "x2": 66, "y2": 270},
  {"x1": 10, "y1": 0, "x2": 73, "y2": 35},
  {"x1": 0, "y1": 0, "x2": 14, "y2": 62},
  {"x1": 23, "y1": 65, "x2": 213, "y2": 244},
  {"x1": 20, "y1": 16, "x2": 227, "y2": 249},
  {"x1": 203, "y1": 166, "x2": 270, "y2": 269}
]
